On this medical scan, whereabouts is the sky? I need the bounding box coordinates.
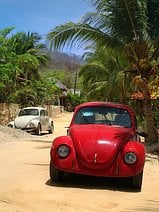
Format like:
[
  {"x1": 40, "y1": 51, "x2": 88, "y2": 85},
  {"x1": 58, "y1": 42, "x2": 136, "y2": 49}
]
[{"x1": 0, "y1": 0, "x2": 93, "y2": 55}]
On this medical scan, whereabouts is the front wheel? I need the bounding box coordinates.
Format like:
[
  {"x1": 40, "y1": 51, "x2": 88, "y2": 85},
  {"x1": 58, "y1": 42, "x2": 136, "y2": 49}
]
[
  {"x1": 48, "y1": 122, "x2": 54, "y2": 134},
  {"x1": 8, "y1": 124, "x2": 13, "y2": 128},
  {"x1": 50, "y1": 162, "x2": 64, "y2": 182},
  {"x1": 48, "y1": 126, "x2": 54, "y2": 134},
  {"x1": 48, "y1": 129, "x2": 53, "y2": 134},
  {"x1": 131, "y1": 170, "x2": 143, "y2": 191},
  {"x1": 35, "y1": 123, "x2": 41, "y2": 135}
]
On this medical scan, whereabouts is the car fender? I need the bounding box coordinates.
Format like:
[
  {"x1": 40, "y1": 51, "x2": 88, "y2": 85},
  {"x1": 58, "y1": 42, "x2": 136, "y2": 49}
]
[
  {"x1": 8, "y1": 121, "x2": 15, "y2": 128},
  {"x1": 50, "y1": 136, "x2": 76, "y2": 171},
  {"x1": 118, "y1": 141, "x2": 145, "y2": 176},
  {"x1": 48, "y1": 118, "x2": 54, "y2": 127},
  {"x1": 30, "y1": 119, "x2": 40, "y2": 128}
]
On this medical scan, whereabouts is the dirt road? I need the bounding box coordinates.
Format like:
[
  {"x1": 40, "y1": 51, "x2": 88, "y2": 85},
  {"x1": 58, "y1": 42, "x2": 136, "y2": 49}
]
[{"x1": 0, "y1": 112, "x2": 159, "y2": 212}]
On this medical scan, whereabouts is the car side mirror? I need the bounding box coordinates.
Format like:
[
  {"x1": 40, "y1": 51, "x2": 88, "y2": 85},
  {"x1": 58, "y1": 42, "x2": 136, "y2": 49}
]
[
  {"x1": 136, "y1": 131, "x2": 148, "y2": 138},
  {"x1": 65, "y1": 127, "x2": 69, "y2": 135}
]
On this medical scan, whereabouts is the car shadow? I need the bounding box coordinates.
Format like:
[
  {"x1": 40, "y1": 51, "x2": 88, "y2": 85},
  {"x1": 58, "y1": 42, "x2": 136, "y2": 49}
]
[{"x1": 45, "y1": 172, "x2": 141, "y2": 193}]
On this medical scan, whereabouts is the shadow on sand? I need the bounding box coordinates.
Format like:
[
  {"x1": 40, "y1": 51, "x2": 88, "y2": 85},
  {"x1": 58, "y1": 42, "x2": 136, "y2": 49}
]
[{"x1": 46, "y1": 172, "x2": 141, "y2": 193}]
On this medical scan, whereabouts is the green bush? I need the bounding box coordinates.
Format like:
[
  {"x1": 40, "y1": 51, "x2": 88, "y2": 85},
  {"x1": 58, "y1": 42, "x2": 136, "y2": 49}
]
[{"x1": 65, "y1": 93, "x2": 85, "y2": 111}]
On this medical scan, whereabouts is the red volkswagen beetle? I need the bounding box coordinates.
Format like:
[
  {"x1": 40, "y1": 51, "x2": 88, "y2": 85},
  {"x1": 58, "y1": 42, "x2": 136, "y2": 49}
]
[{"x1": 50, "y1": 102, "x2": 147, "y2": 190}]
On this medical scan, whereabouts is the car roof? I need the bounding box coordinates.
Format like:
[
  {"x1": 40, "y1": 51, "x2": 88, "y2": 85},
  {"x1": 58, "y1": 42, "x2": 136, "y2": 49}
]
[
  {"x1": 20, "y1": 107, "x2": 46, "y2": 110},
  {"x1": 75, "y1": 101, "x2": 134, "y2": 112}
]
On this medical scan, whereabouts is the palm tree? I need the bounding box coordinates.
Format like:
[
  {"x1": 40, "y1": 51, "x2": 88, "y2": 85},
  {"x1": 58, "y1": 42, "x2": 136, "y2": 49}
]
[
  {"x1": 79, "y1": 46, "x2": 128, "y2": 102},
  {"x1": 10, "y1": 31, "x2": 49, "y2": 83},
  {"x1": 47, "y1": 0, "x2": 159, "y2": 143},
  {"x1": 0, "y1": 27, "x2": 18, "y2": 102}
]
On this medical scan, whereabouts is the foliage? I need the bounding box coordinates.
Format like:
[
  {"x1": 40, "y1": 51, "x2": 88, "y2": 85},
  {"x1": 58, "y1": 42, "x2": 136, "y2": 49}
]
[
  {"x1": 10, "y1": 79, "x2": 57, "y2": 107},
  {"x1": 47, "y1": 0, "x2": 159, "y2": 143},
  {"x1": 40, "y1": 69, "x2": 74, "y2": 89},
  {"x1": 0, "y1": 27, "x2": 50, "y2": 105},
  {"x1": 147, "y1": 0, "x2": 159, "y2": 39},
  {"x1": 0, "y1": 27, "x2": 83, "y2": 108},
  {"x1": 0, "y1": 28, "x2": 18, "y2": 102},
  {"x1": 65, "y1": 93, "x2": 85, "y2": 111},
  {"x1": 79, "y1": 46, "x2": 128, "y2": 102}
]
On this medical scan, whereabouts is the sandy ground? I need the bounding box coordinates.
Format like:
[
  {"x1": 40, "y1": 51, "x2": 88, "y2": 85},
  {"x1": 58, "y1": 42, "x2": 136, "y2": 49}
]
[{"x1": 0, "y1": 112, "x2": 159, "y2": 212}]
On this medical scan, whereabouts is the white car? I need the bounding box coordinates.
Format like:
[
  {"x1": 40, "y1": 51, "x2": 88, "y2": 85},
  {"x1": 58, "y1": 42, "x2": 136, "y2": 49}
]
[{"x1": 8, "y1": 107, "x2": 54, "y2": 135}]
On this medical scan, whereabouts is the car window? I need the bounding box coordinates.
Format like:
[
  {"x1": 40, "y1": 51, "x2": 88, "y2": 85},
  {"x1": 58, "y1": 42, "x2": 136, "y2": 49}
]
[
  {"x1": 45, "y1": 110, "x2": 48, "y2": 116},
  {"x1": 19, "y1": 109, "x2": 39, "y2": 116},
  {"x1": 74, "y1": 106, "x2": 131, "y2": 127},
  {"x1": 40, "y1": 110, "x2": 45, "y2": 117}
]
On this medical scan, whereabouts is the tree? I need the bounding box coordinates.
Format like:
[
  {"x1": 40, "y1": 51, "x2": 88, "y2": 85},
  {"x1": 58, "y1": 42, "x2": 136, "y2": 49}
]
[
  {"x1": 9, "y1": 31, "x2": 49, "y2": 84},
  {"x1": 12, "y1": 79, "x2": 57, "y2": 107},
  {"x1": 79, "y1": 46, "x2": 128, "y2": 102},
  {"x1": 0, "y1": 27, "x2": 18, "y2": 102},
  {"x1": 47, "y1": 0, "x2": 159, "y2": 143},
  {"x1": 0, "y1": 28, "x2": 50, "y2": 105}
]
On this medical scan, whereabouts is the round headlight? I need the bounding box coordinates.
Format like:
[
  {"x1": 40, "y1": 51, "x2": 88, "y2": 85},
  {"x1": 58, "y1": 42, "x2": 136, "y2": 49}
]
[
  {"x1": 29, "y1": 122, "x2": 35, "y2": 128},
  {"x1": 124, "y1": 152, "x2": 137, "y2": 164},
  {"x1": 8, "y1": 124, "x2": 13, "y2": 128},
  {"x1": 57, "y1": 145, "x2": 70, "y2": 158}
]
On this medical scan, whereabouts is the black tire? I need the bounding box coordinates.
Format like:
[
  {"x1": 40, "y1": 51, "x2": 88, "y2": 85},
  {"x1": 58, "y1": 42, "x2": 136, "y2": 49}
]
[
  {"x1": 131, "y1": 170, "x2": 143, "y2": 190},
  {"x1": 48, "y1": 126, "x2": 53, "y2": 134},
  {"x1": 8, "y1": 124, "x2": 13, "y2": 128},
  {"x1": 48, "y1": 129, "x2": 52, "y2": 134},
  {"x1": 35, "y1": 123, "x2": 41, "y2": 135},
  {"x1": 48, "y1": 123, "x2": 54, "y2": 134},
  {"x1": 49, "y1": 162, "x2": 64, "y2": 182}
]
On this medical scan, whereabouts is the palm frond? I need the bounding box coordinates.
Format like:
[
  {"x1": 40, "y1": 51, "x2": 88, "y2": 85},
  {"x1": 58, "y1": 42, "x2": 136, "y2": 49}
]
[
  {"x1": 90, "y1": 0, "x2": 148, "y2": 42},
  {"x1": 87, "y1": 0, "x2": 108, "y2": 13},
  {"x1": 47, "y1": 22, "x2": 122, "y2": 51},
  {"x1": 0, "y1": 27, "x2": 15, "y2": 37},
  {"x1": 79, "y1": 62, "x2": 108, "y2": 85},
  {"x1": 81, "y1": 12, "x2": 110, "y2": 32},
  {"x1": 87, "y1": 80, "x2": 108, "y2": 101},
  {"x1": 147, "y1": 0, "x2": 159, "y2": 39}
]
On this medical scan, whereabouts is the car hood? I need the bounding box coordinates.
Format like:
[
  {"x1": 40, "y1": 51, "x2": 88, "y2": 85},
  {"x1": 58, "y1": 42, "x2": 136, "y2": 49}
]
[
  {"x1": 14, "y1": 116, "x2": 38, "y2": 128},
  {"x1": 70, "y1": 125, "x2": 134, "y2": 169}
]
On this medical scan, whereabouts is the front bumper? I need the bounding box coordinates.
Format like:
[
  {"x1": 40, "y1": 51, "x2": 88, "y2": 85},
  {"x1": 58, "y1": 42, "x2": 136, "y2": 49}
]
[
  {"x1": 15, "y1": 126, "x2": 37, "y2": 133},
  {"x1": 51, "y1": 150, "x2": 144, "y2": 178}
]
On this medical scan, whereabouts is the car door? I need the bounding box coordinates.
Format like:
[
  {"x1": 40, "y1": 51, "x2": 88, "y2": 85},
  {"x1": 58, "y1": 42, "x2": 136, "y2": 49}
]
[
  {"x1": 44, "y1": 110, "x2": 49, "y2": 129},
  {"x1": 40, "y1": 109, "x2": 48, "y2": 131}
]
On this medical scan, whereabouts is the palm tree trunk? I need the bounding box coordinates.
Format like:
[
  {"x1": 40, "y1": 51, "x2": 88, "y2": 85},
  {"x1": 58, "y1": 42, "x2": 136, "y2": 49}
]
[
  {"x1": 144, "y1": 100, "x2": 158, "y2": 143},
  {"x1": 120, "y1": 83, "x2": 127, "y2": 104},
  {"x1": 136, "y1": 77, "x2": 158, "y2": 144},
  {"x1": 123, "y1": 0, "x2": 138, "y2": 40}
]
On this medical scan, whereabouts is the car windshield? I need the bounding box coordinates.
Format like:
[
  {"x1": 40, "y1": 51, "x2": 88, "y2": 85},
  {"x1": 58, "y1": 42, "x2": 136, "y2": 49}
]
[
  {"x1": 18, "y1": 109, "x2": 39, "y2": 116},
  {"x1": 74, "y1": 106, "x2": 131, "y2": 128}
]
